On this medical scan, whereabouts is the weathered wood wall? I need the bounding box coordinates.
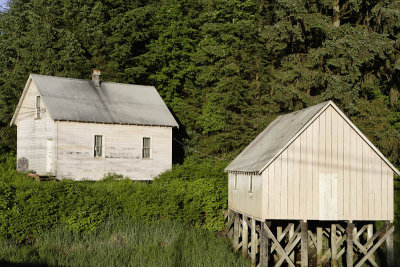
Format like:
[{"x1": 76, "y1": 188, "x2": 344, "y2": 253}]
[
  {"x1": 15, "y1": 79, "x2": 174, "y2": 180},
  {"x1": 230, "y1": 106, "x2": 394, "y2": 221},
  {"x1": 15, "y1": 80, "x2": 57, "y2": 174},
  {"x1": 56, "y1": 121, "x2": 173, "y2": 180},
  {"x1": 228, "y1": 172, "x2": 263, "y2": 219}
]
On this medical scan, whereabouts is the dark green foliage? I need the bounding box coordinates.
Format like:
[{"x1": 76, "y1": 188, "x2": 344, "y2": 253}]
[
  {"x1": 1, "y1": 0, "x2": 400, "y2": 167},
  {"x1": 0, "y1": 155, "x2": 228, "y2": 243},
  {"x1": 0, "y1": 217, "x2": 249, "y2": 267}
]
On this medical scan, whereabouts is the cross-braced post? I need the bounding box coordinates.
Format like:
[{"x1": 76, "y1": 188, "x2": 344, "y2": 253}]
[
  {"x1": 301, "y1": 221, "x2": 308, "y2": 267},
  {"x1": 386, "y1": 222, "x2": 394, "y2": 267},
  {"x1": 242, "y1": 214, "x2": 248, "y2": 257},
  {"x1": 346, "y1": 222, "x2": 354, "y2": 267},
  {"x1": 260, "y1": 221, "x2": 270, "y2": 267}
]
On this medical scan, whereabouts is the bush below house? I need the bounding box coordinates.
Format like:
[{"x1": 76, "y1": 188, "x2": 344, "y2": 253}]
[{"x1": 0, "y1": 154, "x2": 228, "y2": 243}]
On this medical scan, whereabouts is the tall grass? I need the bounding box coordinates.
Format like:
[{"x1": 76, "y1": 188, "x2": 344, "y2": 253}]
[{"x1": 0, "y1": 217, "x2": 249, "y2": 267}]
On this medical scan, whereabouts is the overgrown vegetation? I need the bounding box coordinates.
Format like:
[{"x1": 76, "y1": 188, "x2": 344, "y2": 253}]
[
  {"x1": 0, "y1": 217, "x2": 249, "y2": 267},
  {"x1": 0, "y1": 154, "x2": 228, "y2": 243}
]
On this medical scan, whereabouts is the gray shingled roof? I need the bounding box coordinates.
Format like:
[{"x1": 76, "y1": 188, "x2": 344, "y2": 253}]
[
  {"x1": 30, "y1": 74, "x2": 178, "y2": 127},
  {"x1": 225, "y1": 101, "x2": 330, "y2": 173}
]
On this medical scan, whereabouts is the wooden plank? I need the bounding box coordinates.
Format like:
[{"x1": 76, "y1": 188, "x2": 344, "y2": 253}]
[
  {"x1": 289, "y1": 223, "x2": 295, "y2": 263},
  {"x1": 306, "y1": 127, "x2": 313, "y2": 219},
  {"x1": 269, "y1": 164, "x2": 275, "y2": 219},
  {"x1": 374, "y1": 153, "x2": 382, "y2": 220},
  {"x1": 265, "y1": 223, "x2": 295, "y2": 267},
  {"x1": 350, "y1": 129, "x2": 357, "y2": 220},
  {"x1": 287, "y1": 144, "x2": 294, "y2": 219},
  {"x1": 300, "y1": 133, "x2": 307, "y2": 219},
  {"x1": 293, "y1": 138, "x2": 301, "y2": 219},
  {"x1": 319, "y1": 113, "x2": 326, "y2": 220},
  {"x1": 281, "y1": 150, "x2": 288, "y2": 219},
  {"x1": 355, "y1": 224, "x2": 394, "y2": 267},
  {"x1": 260, "y1": 221, "x2": 270, "y2": 267},
  {"x1": 250, "y1": 218, "x2": 257, "y2": 265},
  {"x1": 301, "y1": 221, "x2": 308, "y2": 267},
  {"x1": 346, "y1": 222, "x2": 354, "y2": 267},
  {"x1": 356, "y1": 134, "x2": 363, "y2": 219},
  {"x1": 362, "y1": 142, "x2": 369, "y2": 220},
  {"x1": 388, "y1": 168, "x2": 394, "y2": 222},
  {"x1": 317, "y1": 227, "x2": 323, "y2": 266},
  {"x1": 331, "y1": 224, "x2": 337, "y2": 266},
  {"x1": 234, "y1": 212, "x2": 240, "y2": 249},
  {"x1": 326, "y1": 107, "x2": 332, "y2": 176},
  {"x1": 336, "y1": 111, "x2": 344, "y2": 220},
  {"x1": 275, "y1": 155, "x2": 282, "y2": 219},
  {"x1": 368, "y1": 148, "x2": 374, "y2": 219},
  {"x1": 343, "y1": 121, "x2": 350, "y2": 219},
  {"x1": 382, "y1": 161, "x2": 388, "y2": 219},
  {"x1": 386, "y1": 223, "x2": 394, "y2": 267},
  {"x1": 242, "y1": 215, "x2": 248, "y2": 256},
  {"x1": 312, "y1": 118, "x2": 319, "y2": 220}
]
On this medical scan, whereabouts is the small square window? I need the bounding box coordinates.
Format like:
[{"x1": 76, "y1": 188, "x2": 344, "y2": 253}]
[
  {"x1": 36, "y1": 96, "x2": 41, "y2": 119},
  {"x1": 142, "y1": 137, "x2": 151, "y2": 159},
  {"x1": 94, "y1": 135, "x2": 103, "y2": 157}
]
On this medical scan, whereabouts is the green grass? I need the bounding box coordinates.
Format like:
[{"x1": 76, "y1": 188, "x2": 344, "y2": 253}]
[{"x1": 0, "y1": 217, "x2": 249, "y2": 267}]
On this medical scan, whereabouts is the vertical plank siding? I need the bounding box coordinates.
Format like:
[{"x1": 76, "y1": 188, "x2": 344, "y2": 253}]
[{"x1": 256, "y1": 106, "x2": 394, "y2": 221}]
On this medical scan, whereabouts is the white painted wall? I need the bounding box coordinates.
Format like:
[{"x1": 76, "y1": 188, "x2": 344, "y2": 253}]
[
  {"x1": 14, "y1": 78, "x2": 174, "y2": 180},
  {"x1": 15, "y1": 80, "x2": 56, "y2": 175},
  {"x1": 229, "y1": 106, "x2": 395, "y2": 222},
  {"x1": 56, "y1": 122, "x2": 173, "y2": 180},
  {"x1": 228, "y1": 172, "x2": 263, "y2": 220}
]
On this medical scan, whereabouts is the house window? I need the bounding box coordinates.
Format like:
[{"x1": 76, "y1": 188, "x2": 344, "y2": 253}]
[
  {"x1": 249, "y1": 174, "x2": 253, "y2": 193},
  {"x1": 142, "y1": 137, "x2": 151, "y2": 159},
  {"x1": 35, "y1": 96, "x2": 41, "y2": 119},
  {"x1": 94, "y1": 135, "x2": 103, "y2": 157},
  {"x1": 234, "y1": 174, "x2": 238, "y2": 189}
]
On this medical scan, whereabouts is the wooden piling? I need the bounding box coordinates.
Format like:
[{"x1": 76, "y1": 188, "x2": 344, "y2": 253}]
[
  {"x1": 242, "y1": 215, "x2": 248, "y2": 257},
  {"x1": 316, "y1": 226, "x2": 322, "y2": 266},
  {"x1": 386, "y1": 223, "x2": 394, "y2": 267},
  {"x1": 233, "y1": 212, "x2": 240, "y2": 250},
  {"x1": 301, "y1": 221, "x2": 308, "y2": 267},
  {"x1": 250, "y1": 218, "x2": 257, "y2": 266},
  {"x1": 331, "y1": 224, "x2": 337, "y2": 267},
  {"x1": 260, "y1": 221, "x2": 270, "y2": 267},
  {"x1": 346, "y1": 222, "x2": 354, "y2": 267}
]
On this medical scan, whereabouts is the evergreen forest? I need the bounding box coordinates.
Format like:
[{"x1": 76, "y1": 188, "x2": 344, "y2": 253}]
[{"x1": 1, "y1": 0, "x2": 400, "y2": 266}]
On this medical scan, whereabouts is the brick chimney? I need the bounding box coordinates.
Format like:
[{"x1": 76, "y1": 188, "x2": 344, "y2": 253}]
[{"x1": 91, "y1": 69, "x2": 101, "y2": 87}]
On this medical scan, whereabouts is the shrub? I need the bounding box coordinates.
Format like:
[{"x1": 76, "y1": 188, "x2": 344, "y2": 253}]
[{"x1": 0, "y1": 155, "x2": 228, "y2": 242}]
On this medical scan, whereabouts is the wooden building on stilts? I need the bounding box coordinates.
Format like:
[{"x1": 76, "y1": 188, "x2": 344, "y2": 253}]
[{"x1": 225, "y1": 101, "x2": 397, "y2": 266}]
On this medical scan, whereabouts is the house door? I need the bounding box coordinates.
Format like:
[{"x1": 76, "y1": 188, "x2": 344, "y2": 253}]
[
  {"x1": 46, "y1": 139, "x2": 54, "y2": 173},
  {"x1": 319, "y1": 173, "x2": 338, "y2": 220}
]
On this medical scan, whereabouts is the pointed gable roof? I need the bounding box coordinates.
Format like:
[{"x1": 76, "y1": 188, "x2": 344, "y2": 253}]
[
  {"x1": 225, "y1": 101, "x2": 400, "y2": 176},
  {"x1": 11, "y1": 74, "x2": 179, "y2": 127}
]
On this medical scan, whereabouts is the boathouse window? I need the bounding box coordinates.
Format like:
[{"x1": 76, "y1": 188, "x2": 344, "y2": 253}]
[
  {"x1": 234, "y1": 174, "x2": 238, "y2": 189},
  {"x1": 35, "y1": 96, "x2": 41, "y2": 119},
  {"x1": 94, "y1": 135, "x2": 103, "y2": 157},
  {"x1": 249, "y1": 174, "x2": 253, "y2": 193},
  {"x1": 142, "y1": 137, "x2": 151, "y2": 159}
]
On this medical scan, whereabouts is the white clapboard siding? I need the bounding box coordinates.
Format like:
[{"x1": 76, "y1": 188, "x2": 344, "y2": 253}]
[
  {"x1": 56, "y1": 121, "x2": 172, "y2": 180},
  {"x1": 14, "y1": 79, "x2": 173, "y2": 180},
  {"x1": 15, "y1": 80, "x2": 56, "y2": 175},
  {"x1": 230, "y1": 104, "x2": 395, "y2": 222}
]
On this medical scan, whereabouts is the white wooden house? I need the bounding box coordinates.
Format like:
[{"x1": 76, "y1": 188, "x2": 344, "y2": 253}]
[
  {"x1": 225, "y1": 101, "x2": 397, "y2": 267},
  {"x1": 10, "y1": 70, "x2": 178, "y2": 180}
]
